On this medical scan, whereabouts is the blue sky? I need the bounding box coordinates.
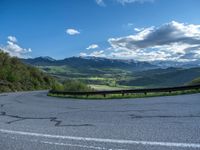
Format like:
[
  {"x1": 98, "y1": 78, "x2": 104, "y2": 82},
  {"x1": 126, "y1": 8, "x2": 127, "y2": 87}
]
[{"x1": 0, "y1": 0, "x2": 200, "y2": 62}]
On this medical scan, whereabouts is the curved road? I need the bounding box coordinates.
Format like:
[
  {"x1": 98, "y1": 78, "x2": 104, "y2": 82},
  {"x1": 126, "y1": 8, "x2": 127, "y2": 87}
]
[{"x1": 0, "y1": 91, "x2": 200, "y2": 150}]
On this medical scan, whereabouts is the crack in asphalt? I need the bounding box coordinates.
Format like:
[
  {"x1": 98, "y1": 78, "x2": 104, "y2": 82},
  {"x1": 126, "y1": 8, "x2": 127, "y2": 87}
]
[
  {"x1": 58, "y1": 109, "x2": 159, "y2": 115},
  {"x1": 0, "y1": 111, "x2": 94, "y2": 127},
  {"x1": 130, "y1": 114, "x2": 200, "y2": 119},
  {"x1": 96, "y1": 109, "x2": 159, "y2": 113},
  {"x1": 0, "y1": 103, "x2": 11, "y2": 108},
  {"x1": 0, "y1": 94, "x2": 7, "y2": 97},
  {"x1": 0, "y1": 101, "x2": 94, "y2": 128}
]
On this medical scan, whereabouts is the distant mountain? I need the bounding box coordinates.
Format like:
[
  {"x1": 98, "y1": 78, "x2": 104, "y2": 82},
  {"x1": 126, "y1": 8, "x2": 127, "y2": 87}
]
[
  {"x1": 21, "y1": 56, "x2": 56, "y2": 66},
  {"x1": 22, "y1": 56, "x2": 200, "y2": 70},
  {"x1": 21, "y1": 56, "x2": 157, "y2": 72},
  {"x1": 21, "y1": 56, "x2": 200, "y2": 88},
  {"x1": 118, "y1": 67, "x2": 200, "y2": 87},
  {"x1": 151, "y1": 60, "x2": 200, "y2": 68}
]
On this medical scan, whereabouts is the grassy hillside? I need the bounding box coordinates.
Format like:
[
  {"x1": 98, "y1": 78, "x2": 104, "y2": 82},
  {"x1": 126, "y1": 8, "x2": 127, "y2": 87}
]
[
  {"x1": 188, "y1": 77, "x2": 200, "y2": 85},
  {"x1": 118, "y1": 67, "x2": 200, "y2": 87},
  {"x1": 21, "y1": 56, "x2": 200, "y2": 90},
  {"x1": 0, "y1": 51, "x2": 55, "y2": 92}
]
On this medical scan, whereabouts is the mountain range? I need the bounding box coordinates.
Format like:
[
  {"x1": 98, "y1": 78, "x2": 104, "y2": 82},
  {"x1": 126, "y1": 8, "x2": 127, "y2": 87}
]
[
  {"x1": 21, "y1": 56, "x2": 200, "y2": 89},
  {"x1": 22, "y1": 56, "x2": 200, "y2": 69},
  {"x1": 21, "y1": 56, "x2": 157, "y2": 71}
]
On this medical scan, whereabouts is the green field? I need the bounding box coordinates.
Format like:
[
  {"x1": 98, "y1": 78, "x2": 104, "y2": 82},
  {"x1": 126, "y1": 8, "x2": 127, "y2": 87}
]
[{"x1": 38, "y1": 65, "x2": 200, "y2": 91}]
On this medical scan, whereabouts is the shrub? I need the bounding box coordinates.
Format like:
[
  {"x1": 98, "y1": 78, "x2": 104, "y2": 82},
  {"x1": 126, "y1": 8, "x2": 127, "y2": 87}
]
[
  {"x1": 62, "y1": 80, "x2": 93, "y2": 92},
  {"x1": 52, "y1": 82, "x2": 64, "y2": 91},
  {"x1": 188, "y1": 77, "x2": 200, "y2": 85},
  {"x1": 0, "y1": 50, "x2": 55, "y2": 92}
]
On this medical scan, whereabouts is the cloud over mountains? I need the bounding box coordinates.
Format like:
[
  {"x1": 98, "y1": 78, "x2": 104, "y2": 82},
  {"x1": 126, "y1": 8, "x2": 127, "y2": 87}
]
[
  {"x1": 108, "y1": 21, "x2": 200, "y2": 61},
  {"x1": 0, "y1": 36, "x2": 31, "y2": 58},
  {"x1": 82, "y1": 21, "x2": 200, "y2": 62}
]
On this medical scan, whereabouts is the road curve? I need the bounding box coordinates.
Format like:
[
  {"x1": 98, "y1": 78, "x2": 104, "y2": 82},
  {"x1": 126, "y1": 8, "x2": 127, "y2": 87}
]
[{"x1": 0, "y1": 91, "x2": 200, "y2": 150}]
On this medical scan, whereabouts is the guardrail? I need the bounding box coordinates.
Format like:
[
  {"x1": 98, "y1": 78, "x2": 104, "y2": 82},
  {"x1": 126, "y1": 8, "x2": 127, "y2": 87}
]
[{"x1": 49, "y1": 84, "x2": 200, "y2": 97}]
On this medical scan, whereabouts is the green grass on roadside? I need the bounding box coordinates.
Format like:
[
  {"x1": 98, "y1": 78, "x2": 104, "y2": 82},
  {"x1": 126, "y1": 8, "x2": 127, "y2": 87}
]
[
  {"x1": 88, "y1": 84, "x2": 144, "y2": 91},
  {"x1": 48, "y1": 89, "x2": 200, "y2": 100}
]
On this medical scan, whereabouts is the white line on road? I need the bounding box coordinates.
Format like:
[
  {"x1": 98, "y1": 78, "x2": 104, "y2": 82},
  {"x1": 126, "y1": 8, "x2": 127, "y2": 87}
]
[
  {"x1": 40, "y1": 140, "x2": 127, "y2": 150},
  {"x1": 0, "y1": 129, "x2": 200, "y2": 149},
  {"x1": 41, "y1": 140, "x2": 106, "y2": 150},
  {"x1": 8, "y1": 136, "x2": 109, "y2": 150}
]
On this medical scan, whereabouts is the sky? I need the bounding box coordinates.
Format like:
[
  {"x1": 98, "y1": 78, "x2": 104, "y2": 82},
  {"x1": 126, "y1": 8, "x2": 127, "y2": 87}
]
[{"x1": 0, "y1": 0, "x2": 200, "y2": 62}]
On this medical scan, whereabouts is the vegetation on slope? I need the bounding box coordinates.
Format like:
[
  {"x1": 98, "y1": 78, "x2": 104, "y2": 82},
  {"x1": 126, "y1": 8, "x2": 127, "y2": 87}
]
[
  {"x1": 0, "y1": 51, "x2": 55, "y2": 92},
  {"x1": 118, "y1": 67, "x2": 200, "y2": 87},
  {"x1": 52, "y1": 79, "x2": 93, "y2": 92},
  {"x1": 188, "y1": 77, "x2": 200, "y2": 85},
  {"x1": 22, "y1": 57, "x2": 200, "y2": 89}
]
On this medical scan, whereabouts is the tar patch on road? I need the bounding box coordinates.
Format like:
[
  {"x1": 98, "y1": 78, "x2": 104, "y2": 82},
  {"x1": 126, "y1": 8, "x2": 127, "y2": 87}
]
[{"x1": 130, "y1": 114, "x2": 200, "y2": 119}]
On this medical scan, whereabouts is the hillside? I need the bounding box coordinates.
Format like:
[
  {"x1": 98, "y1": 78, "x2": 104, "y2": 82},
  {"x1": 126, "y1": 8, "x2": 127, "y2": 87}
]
[
  {"x1": 118, "y1": 67, "x2": 200, "y2": 87},
  {"x1": 21, "y1": 56, "x2": 200, "y2": 89},
  {"x1": 0, "y1": 51, "x2": 55, "y2": 92},
  {"x1": 188, "y1": 77, "x2": 200, "y2": 85}
]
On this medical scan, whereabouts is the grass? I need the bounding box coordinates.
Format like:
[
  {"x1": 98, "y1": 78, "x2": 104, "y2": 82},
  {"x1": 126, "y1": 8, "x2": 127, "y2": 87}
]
[
  {"x1": 39, "y1": 65, "x2": 77, "y2": 74},
  {"x1": 88, "y1": 84, "x2": 144, "y2": 91},
  {"x1": 48, "y1": 89, "x2": 200, "y2": 100},
  {"x1": 89, "y1": 84, "x2": 128, "y2": 91}
]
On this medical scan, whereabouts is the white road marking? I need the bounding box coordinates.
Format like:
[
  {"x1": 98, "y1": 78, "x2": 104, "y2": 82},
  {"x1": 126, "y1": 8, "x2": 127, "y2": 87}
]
[
  {"x1": 8, "y1": 134, "x2": 127, "y2": 150},
  {"x1": 0, "y1": 129, "x2": 200, "y2": 149},
  {"x1": 41, "y1": 140, "x2": 106, "y2": 149},
  {"x1": 8, "y1": 136, "x2": 108, "y2": 150}
]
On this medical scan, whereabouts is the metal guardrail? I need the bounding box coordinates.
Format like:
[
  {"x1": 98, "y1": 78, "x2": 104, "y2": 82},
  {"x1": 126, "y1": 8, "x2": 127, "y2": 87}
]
[{"x1": 49, "y1": 84, "x2": 200, "y2": 97}]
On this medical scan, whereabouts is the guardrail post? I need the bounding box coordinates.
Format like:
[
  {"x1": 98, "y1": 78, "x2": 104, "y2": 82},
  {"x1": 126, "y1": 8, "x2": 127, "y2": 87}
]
[{"x1": 103, "y1": 94, "x2": 106, "y2": 97}]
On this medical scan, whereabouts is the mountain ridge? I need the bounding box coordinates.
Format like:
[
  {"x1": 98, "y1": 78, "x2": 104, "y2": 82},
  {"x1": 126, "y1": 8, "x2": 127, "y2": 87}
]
[
  {"x1": 21, "y1": 56, "x2": 157, "y2": 71},
  {"x1": 22, "y1": 56, "x2": 200, "y2": 69},
  {"x1": 21, "y1": 56, "x2": 200, "y2": 88}
]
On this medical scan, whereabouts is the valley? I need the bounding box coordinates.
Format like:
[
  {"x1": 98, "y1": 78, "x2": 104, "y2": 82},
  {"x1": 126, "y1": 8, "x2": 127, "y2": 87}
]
[{"x1": 22, "y1": 56, "x2": 200, "y2": 90}]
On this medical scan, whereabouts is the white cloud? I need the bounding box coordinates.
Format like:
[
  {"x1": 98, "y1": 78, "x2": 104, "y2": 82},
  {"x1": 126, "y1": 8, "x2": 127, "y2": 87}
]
[
  {"x1": 86, "y1": 44, "x2": 99, "y2": 50},
  {"x1": 90, "y1": 50, "x2": 105, "y2": 57},
  {"x1": 80, "y1": 50, "x2": 105, "y2": 57},
  {"x1": 95, "y1": 0, "x2": 106, "y2": 6},
  {"x1": 134, "y1": 27, "x2": 144, "y2": 32},
  {"x1": 127, "y1": 23, "x2": 134, "y2": 27},
  {"x1": 81, "y1": 21, "x2": 200, "y2": 62},
  {"x1": 107, "y1": 21, "x2": 200, "y2": 61},
  {"x1": 8, "y1": 36, "x2": 17, "y2": 43},
  {"x1": 95, "y1": 0, "x2": 154, "y2": 6},
  {"x1": 0, "y1": 36, "x2": 31, "y2": 58},
  {"x1": 66, "y1": 28, "x2": 80, "y2": 35},
  {"x1": 80, "y1": 52, "x2": 88, "y2": 57},
  {"x1": 116, "y1": 0, "x2": 154, "y2": 5}
]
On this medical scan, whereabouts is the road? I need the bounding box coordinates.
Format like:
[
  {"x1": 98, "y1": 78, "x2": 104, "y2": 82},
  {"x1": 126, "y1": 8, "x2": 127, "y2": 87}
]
[{"x1": 0, "y1": 91, "x2": 200, "y2": 150}]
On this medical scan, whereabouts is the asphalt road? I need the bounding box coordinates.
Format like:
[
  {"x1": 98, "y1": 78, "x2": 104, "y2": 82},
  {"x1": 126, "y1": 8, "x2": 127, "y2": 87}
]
[{"x1": 0, "y1": 91, "x2": 200, "y2": 150}]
